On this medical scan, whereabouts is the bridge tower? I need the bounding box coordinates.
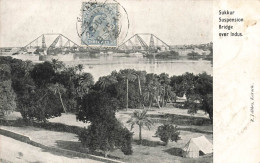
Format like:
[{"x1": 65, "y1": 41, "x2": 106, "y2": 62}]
[
  {"x1": 59, "y1": 35, "x2": 62, "y2": 48},
  {"x1": 42, "y1": 35, "x2": 46, "y2": 49},
  {"x1": 149, "y1": 34, "x2": 155, "y2": 51}
]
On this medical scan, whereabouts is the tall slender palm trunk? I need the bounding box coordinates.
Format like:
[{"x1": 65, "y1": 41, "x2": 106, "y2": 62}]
[
  {"x1": 156, "y1": 97, "x2": 161, "y2": 109},
  {"x1": 139, "y1": 125, "x2": 142, "y2": 144},
  {"x1": 162, "y1": 85, "x2": 166, "y2": 107},
  {"x1": 58, "y1": 90, "x2": 67, "y2": 113},
  {"x1": 137, "y1": 76, "x2": 145, "y2": 109},
  {"x1": 126, "y1": 79, "x2": 128, "y2": 110}
]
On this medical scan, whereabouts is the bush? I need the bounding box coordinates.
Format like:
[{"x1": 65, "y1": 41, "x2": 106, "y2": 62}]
[{"x1": 155, "y1": 124, "x2": 181, "y2": 145}]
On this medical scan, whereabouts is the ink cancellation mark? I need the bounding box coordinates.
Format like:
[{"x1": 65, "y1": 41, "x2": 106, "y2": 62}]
[{"x1": 81, "y1": 2, "x2": 119, "y2": 47}]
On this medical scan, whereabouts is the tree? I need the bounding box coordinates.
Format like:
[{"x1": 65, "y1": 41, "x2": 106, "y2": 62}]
[
  {"x1": 201, "y1": 94, "x2": 213, "y2": 123},
  {"x1": 133, "y1": 71, "x2": 147, "y2": 109},
  {"x1": 76, "y1": 91, "x2": 133, "y2": 156},
  {"x1": 127, "y1": 109, "x2": 153, "y2": 144},
  {"x1": 75, "y1": 64, "x2": 84, "y2": 74},
  {"x1": 22, "y1": 60, "x2": 34, "y2": 77},
  {"x1": 0, "y1": 57, "x2": 36, "y2": 116},
  {"x1": 97, "y1": 75, "x2": 118, "y2": 91},
  {"x1": 144, "y1": 73, "x2": 162, "y2": 109},
  {"x1": 120, "y1": 69, "x2": 137, "y2": 110},
  {"x1": 53, "y1": 66, "x2": 80, "y2": 112},
  {"x1": 48, "y1": 83, "x2": 67, "y2": 113},
  {"x1": 30, "y1": 62, "x2": 55, "y2": 87},
  {"x1": 76, "y1": 91, "x2": 119, "y2": 123},
  {"x1": 0, "y1": 64, "x2": 16, "y2": 117},
  {"x1": 78, "y1": 119, "x2": 133, "y2": 157},
  {"x1": 170, "y1": 73, "x2": 196, "y2": 98},
  {"x1": 18, "y1": 61, "x2": 65, "y2": 121},
  {"x1": 155, "y1": 124, "x2": 181, "y2": 145},
  {"x1": 158, "y1": 73, "x2": 171, "y2": 107},
  {"x1": 187, "y1": 73, "x2": 213, "y2": 122},
  {"x1": 75, "y1": 73, "x2": 94, "y2": 99},
  {"x1": 50, "y1": 59, "x2": 65, "y2": 72},
  {"x1": 19, "y1": 87, "x2": 63, "y2": 122}
]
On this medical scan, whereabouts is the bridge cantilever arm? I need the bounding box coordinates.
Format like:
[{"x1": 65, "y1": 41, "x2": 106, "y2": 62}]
[
  {"x1": 118, "y1": 34, "x2": 137, "y2": 48},
  {"x1": 23, "y1": 34, "x2": 43, "y2": 48},
  {"x1": 152, "y1": 34, "x2": 171, "y2": 49},
  {"x1": 60, "y1": 34, "x2": 80, "y2": 47}
]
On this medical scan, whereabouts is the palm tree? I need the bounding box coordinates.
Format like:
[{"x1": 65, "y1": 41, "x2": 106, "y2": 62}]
[
  {"x1": 75, "y1": 64, "x2": 84, "y2": 75},
  {"x1": 97, "y1": 75, "x2": 118, "y2": 90},
  {"x1": 144, "y1": 73, "x2": 161, "y2": 109},
  {"x1": 120, "y1": 69, "x2": 137, "y2": 110},
  {"x1": 65, "y1": 66, "x2": 77, "y2": 83},
  {"x1": 51, "y1": 59, "x2": 65, "y2": 72},
  {"x1": 159, "y1": 73, "x2": 170, "y2": 107},
  {"x1": 49, "y1": 83, "x2": 67, "y2": 113},
  {"x1": 127, "y1": 109, "x2": 153, "y2": 144},
  {"x1": 76, "y1": 73, "x2": 94, "y2": 98},
  {"x1": 134, "y1": 71, "x2": 146, "y2": 109}
]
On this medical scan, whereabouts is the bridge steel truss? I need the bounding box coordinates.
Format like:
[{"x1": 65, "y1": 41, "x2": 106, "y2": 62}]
[
  {"x1": 118, "y1": 33, "x2": 171, "y2": 53},
  {"x1": 23, "y1": 33, "x2": 80, "y2": 51}
]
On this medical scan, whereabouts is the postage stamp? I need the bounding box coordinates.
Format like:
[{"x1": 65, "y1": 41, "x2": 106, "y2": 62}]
[{"x1": 81, "y1": 2, "x2": 119, "y2": 47}]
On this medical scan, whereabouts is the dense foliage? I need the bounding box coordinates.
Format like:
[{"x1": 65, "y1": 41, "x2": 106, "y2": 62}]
[
  {"x1": 0, "y1": 57, "x2": 94, "y2": 121},
  {"x1": 79, "y1": 119, "x2": 133, "y2": 157},
  {"x1": 0, "y1": 57, "x2": 213, "y2": 121},
  {"x1": 76, "y1": 91, "x2": 119, "y2": 123},
  {"x1": 0, "y1": 56, "x2": 213, "y2": 156},
  {"x1": 155, "y1": 124, "x2": 181, "y2": 145},
  {"x1": 77, "y1": 90, "x2": 133, "y2": 156},
  {"x1": 0, "y1": 64, "x2": 16, "y2": 116}
]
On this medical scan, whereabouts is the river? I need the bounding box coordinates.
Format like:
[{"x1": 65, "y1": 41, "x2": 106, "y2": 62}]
[{"x1": 64, "y1": 56, "x2": 212, "y2": 81}]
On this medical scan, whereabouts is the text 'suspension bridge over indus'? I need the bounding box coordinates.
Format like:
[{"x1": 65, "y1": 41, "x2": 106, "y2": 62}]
[{"x1": 81, "y1": 2, "x2": 119, "y2": 47}]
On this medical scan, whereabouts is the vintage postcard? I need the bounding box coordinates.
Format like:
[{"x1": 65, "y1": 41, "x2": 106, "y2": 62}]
[{"x1": 0, "y1": 0, "x2": 259, "y2": 163}]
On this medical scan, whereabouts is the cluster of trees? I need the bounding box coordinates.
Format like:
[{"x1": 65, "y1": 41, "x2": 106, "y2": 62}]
[
  {"x1": 0, "y1": 57, "x2": 213, "y2": 122},
  {"x1": 0, "y1": 56, "x2": 212, "y2": 156},
  {"x1": 0, "y1": 57, "x2": 94, "y2": 122},
  {"x1": 92, "y1": 69, "x2": 212, "y2": 122}
]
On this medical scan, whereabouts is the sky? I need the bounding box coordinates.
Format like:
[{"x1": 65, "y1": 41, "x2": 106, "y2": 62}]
[{"x1": 0, "y1": 0, "x2": 213, "y2": 47}]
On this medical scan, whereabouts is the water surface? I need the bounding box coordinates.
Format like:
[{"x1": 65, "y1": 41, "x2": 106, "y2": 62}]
[{"x1": 65, "y1": 56, "x2": 212, "y2": 81}]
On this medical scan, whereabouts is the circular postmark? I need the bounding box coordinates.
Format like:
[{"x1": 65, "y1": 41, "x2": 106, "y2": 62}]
[{"x1": 76, "y1": 0, "x2": 129, "y2": 48}]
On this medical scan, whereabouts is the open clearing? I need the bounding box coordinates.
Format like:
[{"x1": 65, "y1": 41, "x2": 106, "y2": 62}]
[
  {"x1": 0, "y1": 135, "x2": 102, "y2": 163},
  {"x1": 1, "y1": 107, "x2": 213, "y2": 163}
]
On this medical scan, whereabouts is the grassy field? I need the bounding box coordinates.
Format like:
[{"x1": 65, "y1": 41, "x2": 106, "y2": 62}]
[{"x1": 1, "y1": 107, "x2": 213, "y2": 163}]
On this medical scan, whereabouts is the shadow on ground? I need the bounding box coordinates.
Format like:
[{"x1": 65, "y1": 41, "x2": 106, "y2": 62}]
[
  {"x1": 121, "y1": 110, "x2": 212, "y2": 126},
  {"x1": 148, "y1": 113, "x2": 212, "y2": 126},
  {"x1": 55, "y1": 140, "x2": 121, "y2": 160},
  {"x1": 163, "y1": 147, "x2": 183, "y2": 157},
  {"x1": 133, "y1": 139, "x2": 164, "y2": 147}
]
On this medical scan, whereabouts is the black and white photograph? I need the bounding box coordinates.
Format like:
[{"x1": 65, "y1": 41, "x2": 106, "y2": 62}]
[{"x1": 0, "y1": 0, "x2": 222, "y2": 162}]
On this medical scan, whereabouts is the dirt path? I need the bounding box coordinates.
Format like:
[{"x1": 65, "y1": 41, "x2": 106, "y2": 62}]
[{"x1": 0, "y1": 135, "x2": 102, "y2": 163}]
